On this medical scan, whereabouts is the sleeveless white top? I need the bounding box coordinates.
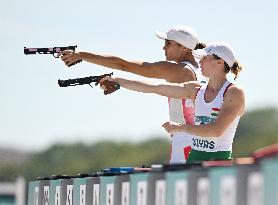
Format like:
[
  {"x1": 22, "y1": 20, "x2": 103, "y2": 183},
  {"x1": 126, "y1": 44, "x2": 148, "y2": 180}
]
[
  {"x1": 168, "y1": 61, "x2": 205, "y2": 124},
  {"x1": 169, "y1": 61, "x2": 206, "y2": 163},
  {"x1": 192, "y1": 80, "x2": 240, "y2": 152}
]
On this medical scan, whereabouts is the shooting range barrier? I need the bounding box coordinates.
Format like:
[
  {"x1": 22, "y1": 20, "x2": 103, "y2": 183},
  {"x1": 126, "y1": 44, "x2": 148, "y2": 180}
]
[
  {"x1": 27, "y1": 144, "x2": 278, "y2": 205},
  {"x1": 0, "y1": 177, "x2": 25, "y2": 205}
]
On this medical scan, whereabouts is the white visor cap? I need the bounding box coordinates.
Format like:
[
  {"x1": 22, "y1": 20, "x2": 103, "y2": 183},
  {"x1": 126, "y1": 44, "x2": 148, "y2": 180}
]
[
  {"x1": 156, "y1": 25, "x2": 198, "y2": 50},
  {"x1": 193, "y1": 42, "x2": 236, "y2": 67}
]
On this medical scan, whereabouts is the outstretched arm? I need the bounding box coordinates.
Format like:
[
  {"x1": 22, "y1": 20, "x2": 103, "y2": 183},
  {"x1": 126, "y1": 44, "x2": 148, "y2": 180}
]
[
  {"x1": 163, "y1": 86, "x2": 245, "y2": 137},
  {"x1": 58, "y1": 51, "x2": 195, "y2": 82},
  {"x1": 101, "y1": 77, "x2": 200, "y2": 100}
]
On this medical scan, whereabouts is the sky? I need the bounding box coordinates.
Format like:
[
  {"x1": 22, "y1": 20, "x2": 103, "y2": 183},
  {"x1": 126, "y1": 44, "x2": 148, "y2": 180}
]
[{"x1": 1, "y1": 0, "x2": 278, "y2": 151}]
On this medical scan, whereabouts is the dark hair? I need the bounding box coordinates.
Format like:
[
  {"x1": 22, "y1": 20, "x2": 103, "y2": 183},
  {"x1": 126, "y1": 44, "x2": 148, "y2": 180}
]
[
  {"x1": 194, "y1": 42, "x2": 206, "y2": 50},
  {"x1": 213, "y1": 54, "x2": 242, "y2": 80}
]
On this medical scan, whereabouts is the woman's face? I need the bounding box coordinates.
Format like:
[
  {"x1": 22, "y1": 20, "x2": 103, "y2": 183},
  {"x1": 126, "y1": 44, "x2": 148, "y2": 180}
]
[
  {"x1": 199, "y1": 55, "x2": 222, "y2": 78},
  {"x1": 163, "y1": 40, "x2": 185, "y2": 61}
]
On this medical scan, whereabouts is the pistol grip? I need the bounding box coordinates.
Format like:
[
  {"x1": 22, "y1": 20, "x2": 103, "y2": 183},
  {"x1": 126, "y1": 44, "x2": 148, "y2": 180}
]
[
  {"x1": 68, "y1": 60, "x2": 82, "y2": 67},
  {"x1": 100, "y1": 80, "x2": 120, "y2": 95}
]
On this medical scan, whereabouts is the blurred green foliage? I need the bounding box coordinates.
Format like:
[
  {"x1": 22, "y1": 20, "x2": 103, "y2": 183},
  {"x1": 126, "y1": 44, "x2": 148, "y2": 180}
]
[
  {"x1": 233, "y1": 107, "x2": 278, "y2": 156},
  {"x1": 0, "y1": 138, "x2": 171, "y2": 181},
  {"x1": 0, "y1": 107, "x2": 277, "y2": 182}
]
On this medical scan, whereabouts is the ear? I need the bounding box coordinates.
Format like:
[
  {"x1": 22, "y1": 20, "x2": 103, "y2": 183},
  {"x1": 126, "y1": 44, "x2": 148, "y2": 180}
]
[{"x1": 218, "y1": 59, "x2": 225, "y2": 65}]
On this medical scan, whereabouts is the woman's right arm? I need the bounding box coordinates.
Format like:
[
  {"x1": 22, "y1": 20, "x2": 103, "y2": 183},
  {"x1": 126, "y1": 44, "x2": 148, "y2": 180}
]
[
  {"x1": 104, "y1": 77, "x2": 200, "y2": 100},
  {"x1": 58, "y1": 51, "x2": 194, "y2": 82}
]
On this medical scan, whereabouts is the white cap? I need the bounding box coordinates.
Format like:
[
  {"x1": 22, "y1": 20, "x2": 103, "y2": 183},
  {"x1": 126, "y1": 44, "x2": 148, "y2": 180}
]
[
  {"x1": 193, "y1": 42, "x2": 236, "y2": 67},
  {"x1": 155, "y1": 25, "x2": 198, "y2": 50}
]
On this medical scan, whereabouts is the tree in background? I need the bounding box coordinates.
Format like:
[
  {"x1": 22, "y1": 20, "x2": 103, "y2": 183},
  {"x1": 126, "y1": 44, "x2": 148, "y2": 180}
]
[{"x1": 0, "y1": 107, "x2": 277, "y2": 181}]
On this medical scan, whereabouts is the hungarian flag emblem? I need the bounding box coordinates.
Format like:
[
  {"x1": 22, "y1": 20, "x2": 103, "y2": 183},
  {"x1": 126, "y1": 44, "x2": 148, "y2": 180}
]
[{"x1": 211, "y1": 108, "x2": 220, "y2": 117}]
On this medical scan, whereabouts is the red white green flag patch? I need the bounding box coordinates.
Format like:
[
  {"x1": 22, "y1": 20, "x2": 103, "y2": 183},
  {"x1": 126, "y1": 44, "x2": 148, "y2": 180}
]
[{"x1": 211, "y1": 108, "x2": 220, "y2": 117}]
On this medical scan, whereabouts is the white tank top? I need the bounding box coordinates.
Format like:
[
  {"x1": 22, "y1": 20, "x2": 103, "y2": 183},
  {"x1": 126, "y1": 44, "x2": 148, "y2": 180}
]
[
  {"x1": 192, "y1": 80, "x2": 240, "y2": 152},
  {"x1": 168, "y1": 61, "x2": 204, "y2": 125},
  {"x1": 169, "y1": 61, "x2": 206, "y2": 164}
]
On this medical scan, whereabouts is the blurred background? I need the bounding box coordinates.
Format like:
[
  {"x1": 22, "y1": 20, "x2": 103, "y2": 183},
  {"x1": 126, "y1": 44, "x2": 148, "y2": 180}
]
[{"x1": 0, "y1": 0, "x2": 278, "y2": 202}]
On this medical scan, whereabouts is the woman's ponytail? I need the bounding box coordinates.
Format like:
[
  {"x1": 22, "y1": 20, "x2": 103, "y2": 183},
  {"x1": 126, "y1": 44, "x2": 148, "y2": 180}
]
[
  {"x1": 194, "y1": 42, "x2": 206, "y2": 50},
  {"x1": 230, "y1": 60, "x2": 242, "y2": 80}
]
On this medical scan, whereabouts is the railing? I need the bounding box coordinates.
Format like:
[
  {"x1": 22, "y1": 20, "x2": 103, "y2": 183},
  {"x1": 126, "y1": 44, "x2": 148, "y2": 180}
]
[
  {"x1": 27, "y1": 144, "x2": 278, "y2": 205},
  {"x1": 0, "y1": 177, "x2": 26, "y2": 205}
]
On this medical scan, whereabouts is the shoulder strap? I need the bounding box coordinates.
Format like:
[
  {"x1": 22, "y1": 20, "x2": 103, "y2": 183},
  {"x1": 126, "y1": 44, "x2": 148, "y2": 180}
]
[
  {"x1": 195, "y1": 83, "x2": 206, "y2": 101},
  {"x1": 181, "y1": 61, "x2": 198, "y2": 81},
  {"x1": 223, "y1": 83, "x2": 234, "y2": 99}
]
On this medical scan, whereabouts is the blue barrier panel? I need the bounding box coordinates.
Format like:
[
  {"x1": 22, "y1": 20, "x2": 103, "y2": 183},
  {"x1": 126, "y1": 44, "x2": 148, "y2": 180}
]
[
  {"x1": 208, "y1": 166, "x2": 236, "y2": 205},
  {"x1": 166, "y1": 170, "x2": 189, "y2": 205},
  {"x1": 73, "y1": 176, "x2": 87, "y2": 205},
  {"x1": 27, "y1": 181, "x2": 39, "y2": 205},
  {"x1": 262, "y1": 157, "x2": 278, "y2": 205},
  {"x1": 165, "y1": 164, "x2": 204, "y2": 205},
  {"x1": 49, "y1": 179, "x2": 61, "y2": 205},
  {"x1": 49, "y1": 176, "x2": 73, "y2": 205},
  {"x1": 130, "y1": 172, "x2": 150, "y2": 205},
  {"x1": 0, "y1": 196, "x2": 15, "y2": 205},
  {"x1": 99, "y1": 175, "x2": 117, "y2": 205},
  {"x1": 49, "y1": 179, "x2": 62, "y2": 205}
]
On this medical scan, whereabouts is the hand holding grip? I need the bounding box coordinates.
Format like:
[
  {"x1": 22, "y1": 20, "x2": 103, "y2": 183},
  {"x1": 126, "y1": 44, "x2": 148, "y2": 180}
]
[{"x1": 99, "y1": 80, "x2": 120, "y2": 95}]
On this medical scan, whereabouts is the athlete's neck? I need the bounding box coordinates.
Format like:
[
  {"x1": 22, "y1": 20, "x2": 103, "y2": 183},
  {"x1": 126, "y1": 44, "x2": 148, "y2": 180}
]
[
  {"x1": 207, "y1": 76, "x2": 227, "y2": 92},
  {"x1": 176, "y1": 54, "x2": 198, "y2": 67}
]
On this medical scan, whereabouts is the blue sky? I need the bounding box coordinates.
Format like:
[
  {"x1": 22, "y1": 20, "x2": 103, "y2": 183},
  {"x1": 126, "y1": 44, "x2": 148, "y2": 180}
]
[{"x1": 1, "y1": 0, "x2": 277, "y2": 151}]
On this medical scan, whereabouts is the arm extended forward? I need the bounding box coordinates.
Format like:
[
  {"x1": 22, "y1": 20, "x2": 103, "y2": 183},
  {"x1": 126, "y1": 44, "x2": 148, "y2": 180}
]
[
  {"x1": 101, "y1": 77, "x2": 200, "y2": 100},
  {"x1": 58, "y1": 51, "x2": 194, "y2": 82}
]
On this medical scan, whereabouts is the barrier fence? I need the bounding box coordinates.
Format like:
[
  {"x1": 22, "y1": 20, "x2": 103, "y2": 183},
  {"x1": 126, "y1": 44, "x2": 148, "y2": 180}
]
[
  {"x1": 27, "y1": 144, "x2": 278, "y2": 205},
  {"x1": 0, "y1": 177, "x2": 25, "y2": 205}
]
